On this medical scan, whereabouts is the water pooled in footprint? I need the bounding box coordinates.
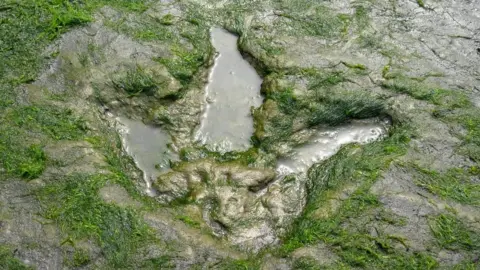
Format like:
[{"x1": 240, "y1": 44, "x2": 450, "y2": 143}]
[
  {"x1": 117, "y1": 117, "x2": 177, "y2": 196},
  {"x1": 277, "y1": 120, "x2": 388, "y2": 175},
  {"x1": 196, "y1": 27, "x2": 263, "y2": 152}
]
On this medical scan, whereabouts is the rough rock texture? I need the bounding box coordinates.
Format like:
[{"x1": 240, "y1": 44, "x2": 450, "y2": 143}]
[
  {"x1": 43, "y1": 141, "x2": 107, "y2": 176},
  {"x1": 2, "y1": 0, "x2": 480, "y2": 268},
  {"x1": 154, "y1": 159, "x2": 305, "y2": 251},
  {"x1": 0, "y1": 180, "x2": 63, "y2": 269},
  {"x1": 33, "y1": 5, "x2": 211, "y2": 150},
  {"x1": 291, "y1": 243, "x2": 339, "y2": 267},
  {"x1": 99, "y1": 184, "x2": 142, "y2": 208},
  {"x1": 371, "y1": 165, "x2": 480, "y2": 253},
  {"x1": 192, "y1": 0, "x2": 480, "y2": 265},
  {"x1": 143, "y1": 208, "x2": 243, "y2": 269}
]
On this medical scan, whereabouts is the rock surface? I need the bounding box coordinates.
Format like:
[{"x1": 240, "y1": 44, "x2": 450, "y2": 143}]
[
  {"x1": 154, "y1": 159, "x2": 305, "y2": 251},
  {"x1": 1, "y1": 0, "x2": 480, "y2": 268}
]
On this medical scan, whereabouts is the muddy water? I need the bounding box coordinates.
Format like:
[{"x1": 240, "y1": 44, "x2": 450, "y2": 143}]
[
  {"x1": 196, "y1": 27, "x2": 263, "y2": 152},
  {"x1": 117, "y1": 117, "x2": 177, "y2": 195},
  {"x1": 277, "y1": 120, "x2": 388, "y2": 175}
]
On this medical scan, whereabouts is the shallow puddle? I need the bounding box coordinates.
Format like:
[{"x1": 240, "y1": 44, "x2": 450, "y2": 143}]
[
  {"x1": 277, "y1": 120, "x2": 388, "y2": 175},
  {"x1": 196, "y1": 27, "x2": 263, "y2": 152},
  {"x1": 117, "y1": 117, "x2": 177, "y2": 195}
]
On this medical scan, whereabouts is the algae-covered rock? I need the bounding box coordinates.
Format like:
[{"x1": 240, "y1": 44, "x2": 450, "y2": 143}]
[
  {"x1": 39, "y1": 21, "x2": 183, "y2": 121},
  {"x1": 3, "y1": 0, "x2": 480, "y2": 268},
  {"x1": 154, "y1": 159, "x2": 276, "y2": 202},
  {"x1": 99, "y1": 184, "x2": 141, "y2": 208},
  {"x1": 32, "y1": 3, "x2": 214, "y2": 149},
  {"x1": 153, "y1": 159, "x2": 305, "y2": 251}
]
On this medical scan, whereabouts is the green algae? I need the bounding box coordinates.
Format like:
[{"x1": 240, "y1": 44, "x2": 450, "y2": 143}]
[
  {"x1": 0, "y1": 1, "x2": 169, "y2": 268},
  {"x1": 252, "y1": 70, "x2": 387, "y2": 151},
  {"x1": 429, "y1": 214, "x2": 479, "y2": 251},
  {"x1": 140, "y1": 255, "x2": 176, "y2": 269},
  {"x1": 112, "y1": 65, "x2": 165, "y2": 97},
  {"x1": 0, "y1": 245, "x2": 32, "y2": 270},
  {"x1": 69, "y1": 248, "x2": 91, "y2": 267},
  {"x1": 176, "y1": 215, "x2": 201, "y2": 229},
  {"x1": 156, "y1": 38, "x2": 213, "y2": 87},
  {"x1": 273, "y1": 1, "x2": 347, "y2": 38},
  {"x1": 381, "y1": 76, "x2": 480, "y2": 207},
  {"x1": 214, "y1": 258, "x2": 261, "y2": 270},
  {"x1": 417, "y1": 0, "x2": 426, "y2": 8},
  {"x1": 104, "y1": 3, "x2": 213, "y2": 88},
  {"x1": 382, "y1": 76, "x2": 470, "y2": 110},
  {"x1": 1, "y1": 0, "x2": 480, "y2": 269},
  {"x1": 276, "y1": 125, "x2": 431, "y2": 268},
  {"x1": 442, "y1": 109, "x2": 480, "y2": 163},
  {"x1": 36, "y1": 173, "x2": 154, "y2": 268},
  {"x1": 412, "y1": 165, "x2": 480, "y2": 206},
  {"x1": 0, "y1": 105, "x2": 85, "y2": 180}
]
